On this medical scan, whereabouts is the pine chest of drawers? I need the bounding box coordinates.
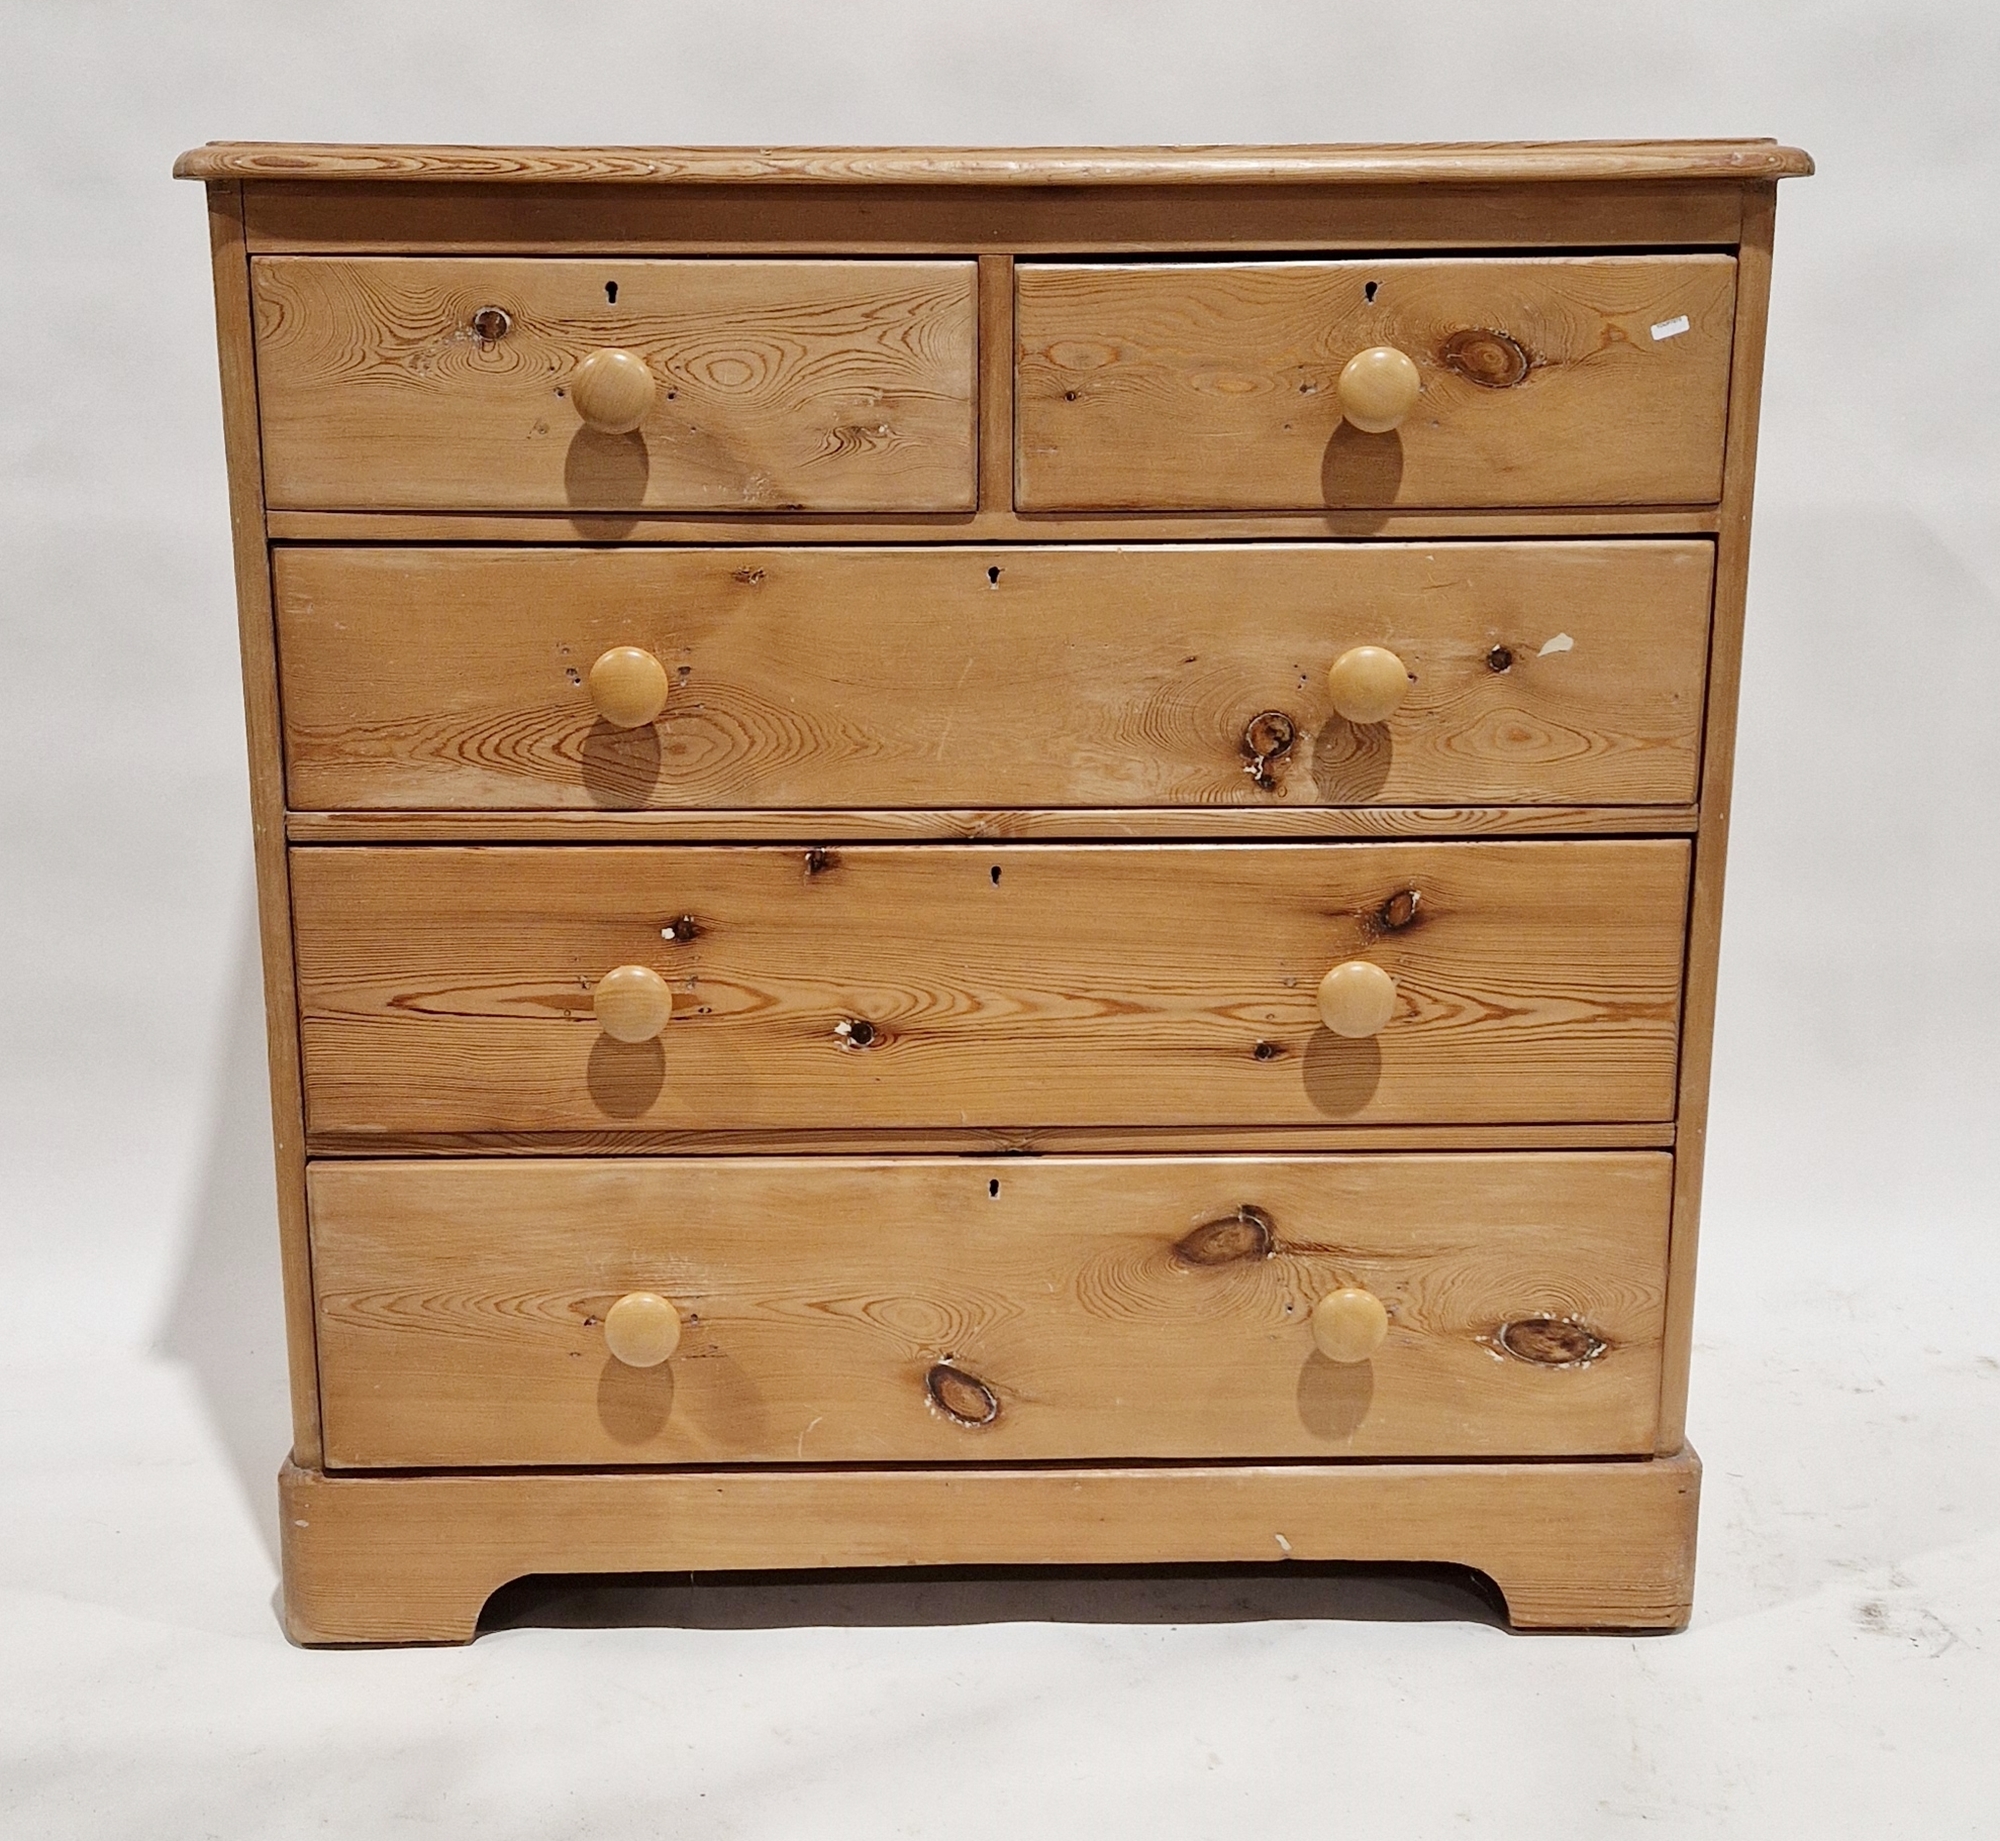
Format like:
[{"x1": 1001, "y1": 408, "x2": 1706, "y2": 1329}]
[{"x1": 178, "y1": 138, "x2": 1810, "y2": 1642}]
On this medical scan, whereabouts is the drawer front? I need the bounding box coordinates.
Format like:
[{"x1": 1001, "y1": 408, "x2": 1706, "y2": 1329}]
[
  {"x1": 1016, "y1": 256, "x2": 1736, "y2": 511},
  {"x1": 251, "y1": 257, "x2": 978, "y2": 512},
  {"x1": 311, "y1": 1153, "x2": 1672, "y2": 1467},
  {"x1": 276, "y1": 541, "x2": 1712, "y2": 812},
  {"x1": 291, "y1": 841, "x2": 1688, "y2": 1135}
]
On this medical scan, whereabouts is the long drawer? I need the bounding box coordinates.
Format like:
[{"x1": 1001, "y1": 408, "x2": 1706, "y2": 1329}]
[
  {"x1": 310, "y1": 1153, "x2": 1673, "y2": 1467},
  {"x1": 250, "y1": 257, "x2": 979, "y2": 512},
  {"x1": 290, "y1": 840, "x2": 1689, "y2": 1136},
  {"x1": 275, "y1": 541, "x2": 1713, "y2": 812},
  {"x1": 1016, "y1": 255, "x2": 1737, "y2": 510}
]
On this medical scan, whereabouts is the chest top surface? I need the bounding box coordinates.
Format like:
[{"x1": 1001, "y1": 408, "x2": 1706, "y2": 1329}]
[{"x1": 176, "y1": 138, "x2": 1814, "y2": 185}]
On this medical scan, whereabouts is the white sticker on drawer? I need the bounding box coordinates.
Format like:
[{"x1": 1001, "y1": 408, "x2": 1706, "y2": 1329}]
[
  {"x1": 1539, "y1": 632, "x2": 1575, "y2": 656},
  {"x1": 1651, "y1": 314, "x2": 1692, "y2": 341}
]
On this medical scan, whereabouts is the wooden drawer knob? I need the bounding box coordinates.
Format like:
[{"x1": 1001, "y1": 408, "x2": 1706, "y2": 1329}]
[
  {"x1": 604, "y1": 1291, "x2": 681, "y2": 1367},
  {"x1": 1311, "y1": 1287, "x2": 1389, "y2": 1363},
  {"x1": 571, "y1": 348, "x2": 656, "y2": 434},
  {"x1": 588, "y1": 646, "x2": 670, "y2": 728},
  {"x1": 1317, "y1": 960, "x2": 1396, "y2": 1038},
  {"x1": 1337, "y1": 346, "x2": 1421, "y2": 433},
  {"x1": 1327, "y1": 645, "x2": 1410, "y2": 724},
  {"x1": 593, "y1": 964, "x2": 673, "y2": 1042}
]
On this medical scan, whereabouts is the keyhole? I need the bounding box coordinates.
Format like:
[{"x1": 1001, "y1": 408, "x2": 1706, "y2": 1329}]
[
  {"x1": 605, "y1": 280, "x2": 618, "y2": 304},
  {"x1": 1364, "y1": 280, "x2": 1380, "y2": 303}
]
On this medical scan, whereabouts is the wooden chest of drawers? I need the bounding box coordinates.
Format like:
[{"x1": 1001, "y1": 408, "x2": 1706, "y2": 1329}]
[{"x1": 178, "y1": 138, "x2": 1810, "y2": 1642}]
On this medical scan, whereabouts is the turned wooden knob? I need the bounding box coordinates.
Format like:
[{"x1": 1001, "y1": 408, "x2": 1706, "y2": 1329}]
[
  {"x1": 604, "y1": 1292, "x2": 681, "y2": 1367},
  {"x1": 1318, "y1": 960, "x2": 1396, "y2": 1038},
  {"x1": 1312, "y1": 1287, "x2": 1389, "y2": 1363},
  {"x1": 1327, "y1": 645, "x2": 1410, "y2": 725},
  {"x1": 1337, "y1": 346, "x2": 1421, "y2": 433},
  {"x1": 588, "y1": 646, "x2": 670, "y2": 728},
  {"x1": 593, "y1": 965, "x2": 673, "y2": 1042},
  {"x1": 571, "y1": 348, "x2": 656, "y2": 434}
]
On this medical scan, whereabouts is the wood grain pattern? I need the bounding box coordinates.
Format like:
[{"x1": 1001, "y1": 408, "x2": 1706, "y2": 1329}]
[
  {"x1": 177, "y1": 140, "x2": 1813, "y2": 185},
  {"x1": 238, "y1": 180, "x2": 1749, "y2": 259},
  {"x1": 279, "y1": 1449, "x2": 1702, "y2": 1643},
  {"x1": 289, "y1": 841, "x2": 1689, "y2": 1135},
  {"x1": 1017, "y1": 257, "x2": 1736, "y2": 511},
  {"x1": 251, "y1": 258, "x2": 977, "y2": 512},
  {"x1": 203, "y1": 185, "x2": 323, "y2": 1466},
  {"x1": 284, "y1": 806, "x2": 1700, "y2": 844},
  {"x1": 310, "y1": 1154, "x2": 1671, "y2": 1467},
  {"x1": 273, "y1": 542, "x2": 1713, "y2": 812}
]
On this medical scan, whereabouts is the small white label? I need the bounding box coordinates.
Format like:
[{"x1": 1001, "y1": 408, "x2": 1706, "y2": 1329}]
[
  {"x1": 1651, "y1": 314, "x2": 1691, "y2": 342},
  {"x1": 1539, "y1": 632, "x2": 1575, "y2": 656}
]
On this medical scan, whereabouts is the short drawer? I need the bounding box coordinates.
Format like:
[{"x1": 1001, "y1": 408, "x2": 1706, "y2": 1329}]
[
  {"x1": 290, "y1": 840, "x2": 1689, "y2": 1137},
  {"x1": 310, "y1": 1153, "x2": 1672, "y2": 1467},
  {"x1": 276, "y1": 541, "x2": 1712, "y2": 811},
  {"x1": 1016, "y1": 256, "x2": 1736, "y2": 510},
  {"x1": 250, "y1": 257, "x2": 978, "y2": 512}
]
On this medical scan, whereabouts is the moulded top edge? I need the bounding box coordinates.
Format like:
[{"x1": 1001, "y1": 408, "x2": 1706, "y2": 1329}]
[{"x1": 173, "y1": 139, "x2": 1816, "y2": 187}]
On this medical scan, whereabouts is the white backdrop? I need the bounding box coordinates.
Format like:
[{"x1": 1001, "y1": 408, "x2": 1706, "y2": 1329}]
[{"x1": 1, "y1": 3, "x2": 1993, "y2": 1834}]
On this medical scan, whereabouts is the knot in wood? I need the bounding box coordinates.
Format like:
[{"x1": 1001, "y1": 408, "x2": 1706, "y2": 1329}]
[
  {"x1": 1375, "y1": 888, "x2": 1422, "y2": 931},
  {"x1": 925, "y1": 1363, "x2": 999, "y2": 1426},
  {"x1": 1175, "y1": 1205, "x2": 1276, "y2": 1267},
  {"x1": 1439, "y1": 327, "x2": 1531, "y2": 389},
  {"x1": 1242, "y1": 711, "x2": 1297, "y2": 788},
  {"x1": 470, "y1": 306, "x2": 511, "y2": 346},
  {"x1": 1243, "y1": 711, "x2": 1297, "y2": 762},
  {"x1": 1485, "y1": 644, "x2": 1515, "y2": 673},
  {"x1": 1497, "y1": 1317, "x2": 1608, "y2": 1367}
]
